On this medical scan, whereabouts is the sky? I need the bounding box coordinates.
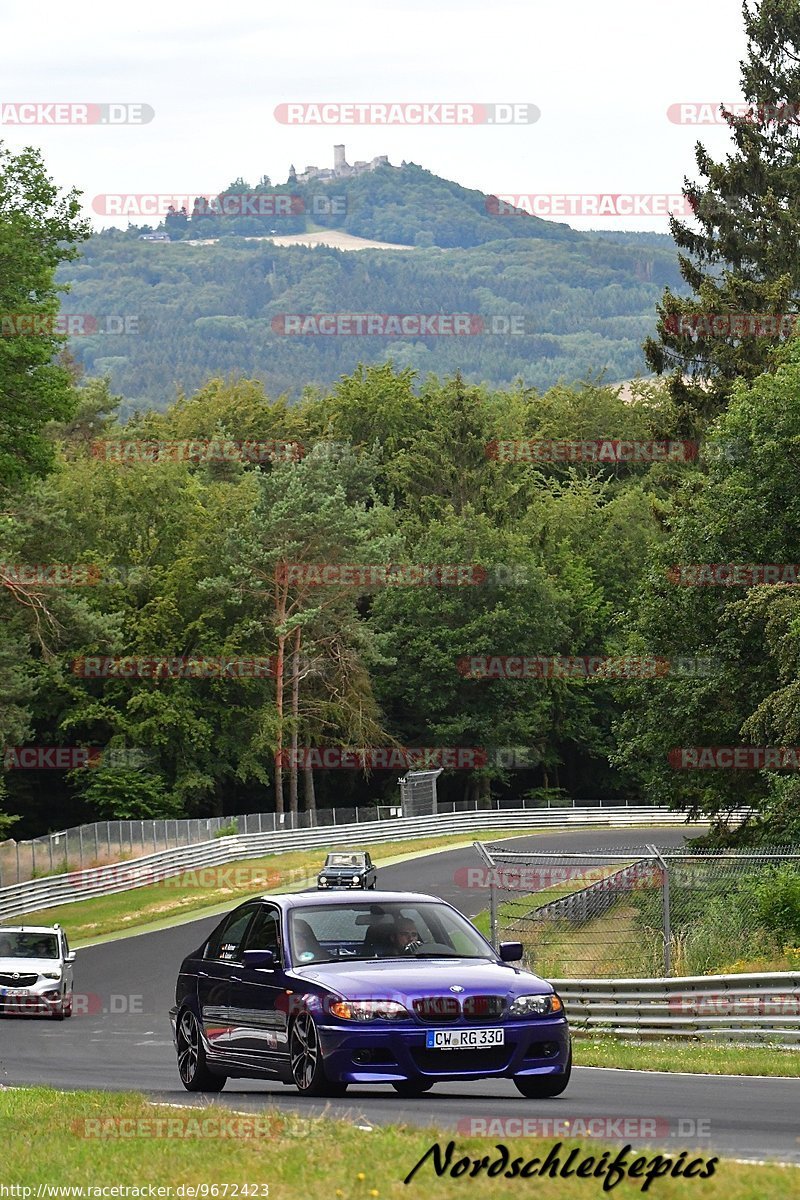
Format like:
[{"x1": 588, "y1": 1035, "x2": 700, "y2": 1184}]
[{"x1": 0, "y1": 0, "x2": 749, "y2": 232}]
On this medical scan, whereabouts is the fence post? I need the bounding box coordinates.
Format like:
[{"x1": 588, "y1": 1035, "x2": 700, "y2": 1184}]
[{"x1": 648, "y1": 844, "x2": 671, "y2": 977}]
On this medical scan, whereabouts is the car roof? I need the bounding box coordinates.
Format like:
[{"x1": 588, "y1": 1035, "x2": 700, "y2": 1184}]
[
  {"x1": 252, "y1": 890, "x2": 441, "y2": 909},
  {"x1": 0, "y1": 925, "x2": 61, "y2": 934}
]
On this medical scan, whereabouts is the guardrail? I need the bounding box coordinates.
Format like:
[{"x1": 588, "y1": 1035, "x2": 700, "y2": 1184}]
[
  {"x1": 531, "y1": 859, "x2": 652, "y2": 923},
  {"x1": 2, "y1": 796, "x2": 653, "y2": 887},
  {"x1": 552, "y1": 972, "x2": 800, "y2": 1045},
  {"x1": 0, "y1": 806, "x2": 715, "y2": 922}
]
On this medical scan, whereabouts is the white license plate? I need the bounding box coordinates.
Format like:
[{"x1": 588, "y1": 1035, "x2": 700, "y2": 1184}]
[
  {"x1": 425, "y1": 1028, "x2": 504, "y2": 1049},
  {"x1": 0, "y1": 987, "x2": 27, "y2": 996}
]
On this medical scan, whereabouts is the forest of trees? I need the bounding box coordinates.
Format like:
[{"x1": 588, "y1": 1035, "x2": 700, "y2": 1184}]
[{"x1": 4, "y1": 1, "x2": 800, "y2": 847}]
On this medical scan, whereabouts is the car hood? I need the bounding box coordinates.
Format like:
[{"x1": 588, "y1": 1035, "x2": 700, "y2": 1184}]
[
  {"x1": 321, "y1": 866, "x2": 364, "y2": 873},
  {"x1": 0, "y1": 957, "x2": 58, "y2": 973},
  {"x1": 290, "y1": 957, "x2": 551, "y2": 1000}
]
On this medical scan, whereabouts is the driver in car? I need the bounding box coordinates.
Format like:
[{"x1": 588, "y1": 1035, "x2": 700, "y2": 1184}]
[{"x1": 392, "y1": 917, "x2": 423, "y2": 954}]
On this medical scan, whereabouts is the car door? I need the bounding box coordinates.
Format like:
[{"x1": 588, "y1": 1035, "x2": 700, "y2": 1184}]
[
  {"x1": 60, "y1": 930, "x2": 74, "y2": 996},
  {"x1": 197, "y1": 903, "x2": 260, "y2": 1054},
  {"x1": 225, "y1": 904, "x2": 289, "y2": 1072},
  {"x1": 365, "y1": 853, "x2": 376, "y2": 887}
]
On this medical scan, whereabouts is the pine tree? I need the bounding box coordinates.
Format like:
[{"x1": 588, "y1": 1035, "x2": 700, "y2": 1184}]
[{"x1": 644, "y1": 0, "x2": 800, "y2": 435}]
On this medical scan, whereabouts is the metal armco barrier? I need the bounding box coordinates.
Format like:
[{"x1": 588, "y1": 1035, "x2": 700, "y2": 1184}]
[
  {"x1": 0, "y1": 806, "x2": 717, "y2": 921},
  {"x1": 553, "y1": 972, "x2": 800, "y2": 1046},
  {"x1": 532, "y1": 859, "x2": 652, "y2": 922}
]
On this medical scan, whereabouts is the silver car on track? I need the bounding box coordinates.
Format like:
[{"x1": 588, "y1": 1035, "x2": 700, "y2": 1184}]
[{"x1": 0, "y1": 924, "x2": 75, "y2": 1018}]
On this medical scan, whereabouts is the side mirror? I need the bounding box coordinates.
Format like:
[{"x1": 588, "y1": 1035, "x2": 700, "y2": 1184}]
[
  {"x1": 499, "y1": 941, "x2": 523, "y2": 962},
  {"x1": 65, "y1": 953, "x2": 77, "y2": 964},
  {"x1": 242, "y1": 949, "x2": 277, "y2": 970}
]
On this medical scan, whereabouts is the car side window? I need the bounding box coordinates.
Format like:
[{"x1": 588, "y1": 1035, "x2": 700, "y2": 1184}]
[
  {"x1": 204, "y1": 906, "x2": 258, "y2": 961},
  {"x1": 62, "y1": 931, "x2": 70, "y2": 958},
  {"x1": 241, "y1": 906, "x2": 282, "y2": 962}
]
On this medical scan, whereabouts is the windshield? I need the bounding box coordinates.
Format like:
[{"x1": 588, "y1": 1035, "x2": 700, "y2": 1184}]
[
  {"x1": 289, "y1": 901, "x2": 494, "y2": 964},
  {"x1": 325, "y1": 854, "x2": 365, "y2": 868},
  {"x1": 0, "y1": 932, "x2": 59, "y2": 959}
]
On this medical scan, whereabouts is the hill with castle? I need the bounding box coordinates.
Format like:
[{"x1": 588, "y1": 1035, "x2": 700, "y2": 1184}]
[{"x1": 65, "y1": 151, "x2": 683, "y2": 408}]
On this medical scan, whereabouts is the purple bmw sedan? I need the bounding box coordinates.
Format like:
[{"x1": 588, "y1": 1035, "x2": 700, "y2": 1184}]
[{"x1": 170, "y1": 891, "x2": 571, "y2": 1098}]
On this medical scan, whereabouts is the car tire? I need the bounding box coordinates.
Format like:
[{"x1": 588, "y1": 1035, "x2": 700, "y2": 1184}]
[
  {"x1": 63, "y1": 993, "x2": 73, "y2": 1018},
  {"x1": 391, "y1": 1079, "x2": 434, "y2": 1097},
  {"x1": 176, "y1": 1008, "x2": 226, "y2": 1092},
  {"x1": 289, "y1": 1012, "x2": 347, "y2": 1097},
  {"x1": 513, "y1": 1048, "x2": 572, "y2": 1098}
]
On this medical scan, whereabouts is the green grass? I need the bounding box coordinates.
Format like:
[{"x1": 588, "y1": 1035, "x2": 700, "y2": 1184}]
[
  {"x1": 574, "y1": 1036, "x2": 800, "y2": 1076},
  {"x1": 1, "y1": 1088, "x2": 796, "y2": 1196},
  {"x1": 11, "y1": 828, "x2": 536, "y2": 945}
]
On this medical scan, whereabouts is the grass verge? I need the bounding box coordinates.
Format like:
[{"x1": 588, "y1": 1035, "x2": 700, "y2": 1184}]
[
  {"x1": 573, "y1": 1036, "x2": 799, "y2": 1076},
  {"x1": 1, "y1": 1088, "x2": 795, "y2": 1196}
]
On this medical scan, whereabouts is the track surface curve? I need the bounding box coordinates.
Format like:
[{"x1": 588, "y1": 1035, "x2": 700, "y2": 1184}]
[{"x1": 1, "y1": 827, "x2": 798, "y2": 1164}]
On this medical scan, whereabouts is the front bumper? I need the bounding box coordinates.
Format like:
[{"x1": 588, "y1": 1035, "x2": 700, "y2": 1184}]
[
  {"x1": 315, "y1": 1016, "x2": 570, "y2": 1084},
  {"x1": 0, "y1": 986, "x2": 65, "y2": 1016},
  {"x1": 316, "y1": 878, "x2": 366, "y2": 889}
]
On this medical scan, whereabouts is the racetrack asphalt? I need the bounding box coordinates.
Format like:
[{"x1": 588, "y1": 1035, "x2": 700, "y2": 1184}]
[{"x1": 1, "y1": 826, "x2": 798, "y2": 1164}]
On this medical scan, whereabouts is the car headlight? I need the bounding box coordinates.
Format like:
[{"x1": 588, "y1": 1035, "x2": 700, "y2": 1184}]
[
  {"x1": 351, "y1": 875, "x2": 360, "y2": 883},
  {"x1": 329, "y1": 999, "x2": 409, "y2": 1021},
  {"x1": 508, "y1": 993, "x2": 563, "y2": 1017},
  {"x1": 318, "y1": 876, "x2": 326, "y2": 885},
  {"x1": 42, "y1": 971, "x2": 62, "y2": 981}
]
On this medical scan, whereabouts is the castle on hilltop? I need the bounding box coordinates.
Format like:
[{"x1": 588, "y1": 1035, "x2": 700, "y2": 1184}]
[{"x1": 293, "y1": 145, "x2": 391, "y2": 185}]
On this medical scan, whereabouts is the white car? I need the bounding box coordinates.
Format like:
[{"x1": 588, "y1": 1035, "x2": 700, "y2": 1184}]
[{"x1": 0, "y1": 924, "x2": 76, "y2": 1019}]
